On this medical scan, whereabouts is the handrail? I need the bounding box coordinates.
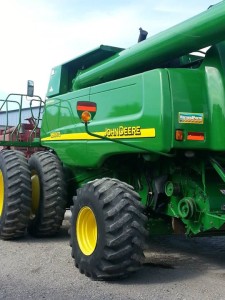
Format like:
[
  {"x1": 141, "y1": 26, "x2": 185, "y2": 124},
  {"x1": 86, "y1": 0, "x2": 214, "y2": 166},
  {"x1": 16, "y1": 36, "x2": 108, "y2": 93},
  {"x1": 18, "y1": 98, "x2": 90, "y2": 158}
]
[{"x1": 0, "y1": 94, "x2": 44, "y2": 145}]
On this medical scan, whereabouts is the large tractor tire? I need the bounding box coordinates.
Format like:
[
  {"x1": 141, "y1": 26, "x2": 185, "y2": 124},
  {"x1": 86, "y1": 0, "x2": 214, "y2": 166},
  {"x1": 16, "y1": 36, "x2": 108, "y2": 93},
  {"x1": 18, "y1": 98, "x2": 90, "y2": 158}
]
[
  {"x1": 0, "y1": 150, "x2": 32, "y2": 240},
  {"x1": 70, "y1": 177, "x2": 147, "y2": 280},
  {"x1": 28, "y1": 151, "x2": 67, "y2": 237}
]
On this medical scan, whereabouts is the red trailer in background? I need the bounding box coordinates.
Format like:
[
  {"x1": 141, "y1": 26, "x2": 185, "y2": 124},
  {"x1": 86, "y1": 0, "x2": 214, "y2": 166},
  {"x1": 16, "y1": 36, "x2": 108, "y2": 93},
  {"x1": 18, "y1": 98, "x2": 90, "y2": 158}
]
[{"x1": 0, "y1": 89, "x2": 44, "y2": 157}]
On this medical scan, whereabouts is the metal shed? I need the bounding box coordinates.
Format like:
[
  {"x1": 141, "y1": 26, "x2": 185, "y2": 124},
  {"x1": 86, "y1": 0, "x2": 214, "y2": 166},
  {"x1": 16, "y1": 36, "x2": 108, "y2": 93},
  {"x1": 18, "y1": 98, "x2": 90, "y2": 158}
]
[{"x1": 0, "y1": 106, "x2": 43, "y2": 128}]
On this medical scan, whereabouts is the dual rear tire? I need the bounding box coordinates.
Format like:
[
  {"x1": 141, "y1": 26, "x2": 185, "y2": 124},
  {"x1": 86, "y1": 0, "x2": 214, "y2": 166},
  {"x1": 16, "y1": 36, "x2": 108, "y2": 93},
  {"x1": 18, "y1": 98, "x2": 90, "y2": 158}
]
[
  {"x1": 0, "y1": 150, "x2": 67, "y2": 239},
  {"x1": 0, "y1": 150, "x2": 31, "y2": 239},
  {"x1": 28, "y1": 152, "x2": 67, "y2": 237}
]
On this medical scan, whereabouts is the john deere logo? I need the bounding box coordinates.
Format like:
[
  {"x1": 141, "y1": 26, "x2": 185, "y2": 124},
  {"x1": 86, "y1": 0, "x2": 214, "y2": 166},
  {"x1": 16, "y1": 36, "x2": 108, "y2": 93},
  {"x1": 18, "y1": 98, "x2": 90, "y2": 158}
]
[{"x1": 105, "y1": 126, "x2": 141, "y2": 137}]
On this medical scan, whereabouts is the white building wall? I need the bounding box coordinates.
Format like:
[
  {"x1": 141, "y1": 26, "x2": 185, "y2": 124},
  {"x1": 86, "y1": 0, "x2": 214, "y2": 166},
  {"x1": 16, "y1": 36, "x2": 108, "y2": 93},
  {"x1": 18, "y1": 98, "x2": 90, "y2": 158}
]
[{"x1": 0, "y1": 106, "x2": 43, "y2": 127}]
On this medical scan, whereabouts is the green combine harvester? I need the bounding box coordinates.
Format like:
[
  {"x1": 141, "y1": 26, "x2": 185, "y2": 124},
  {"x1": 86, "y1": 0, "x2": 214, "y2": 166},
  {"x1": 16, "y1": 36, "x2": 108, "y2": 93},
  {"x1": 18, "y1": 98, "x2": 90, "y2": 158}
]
[{"x1": 1, "y1": 2, "x2": 225, "y2": 280}]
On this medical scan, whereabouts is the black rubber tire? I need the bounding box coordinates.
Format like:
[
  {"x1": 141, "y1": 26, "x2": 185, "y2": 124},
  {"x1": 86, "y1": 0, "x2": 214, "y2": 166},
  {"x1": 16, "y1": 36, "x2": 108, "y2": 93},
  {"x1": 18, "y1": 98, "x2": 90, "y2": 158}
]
[
  {"x1": 28, "y1": 151, "x2": 67, "y2": 237},
  {"x1": 70, "y1": 177, "x2": 147, "y2": 280},
  {"x1": 0, "y1": 150, "x2": 32, "y2": 240}
]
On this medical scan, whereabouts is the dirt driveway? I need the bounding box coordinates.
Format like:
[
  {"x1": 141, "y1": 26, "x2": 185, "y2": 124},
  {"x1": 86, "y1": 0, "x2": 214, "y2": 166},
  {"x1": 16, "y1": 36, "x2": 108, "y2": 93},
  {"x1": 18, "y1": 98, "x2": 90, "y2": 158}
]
[{"x1": 1, "y1": 212, "x2": 225, "y2": 300}]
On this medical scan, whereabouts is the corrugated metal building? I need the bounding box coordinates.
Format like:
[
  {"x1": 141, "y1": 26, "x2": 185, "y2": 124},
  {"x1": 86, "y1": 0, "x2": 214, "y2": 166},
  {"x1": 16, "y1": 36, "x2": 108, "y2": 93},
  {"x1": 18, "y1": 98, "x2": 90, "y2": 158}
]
[{"x1": 0, "y1": 106, "x2": 43, "y2": 129}]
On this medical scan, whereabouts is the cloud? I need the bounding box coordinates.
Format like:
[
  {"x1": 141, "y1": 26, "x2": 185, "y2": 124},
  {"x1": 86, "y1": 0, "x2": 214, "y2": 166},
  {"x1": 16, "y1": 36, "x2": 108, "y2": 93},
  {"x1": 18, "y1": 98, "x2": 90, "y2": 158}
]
[
  {"x1": 0, "y1": 0, "x2": 221, "y2": 101},
  {"x1": 0, "y1": 1, "x2": 150, "y2": 100}
]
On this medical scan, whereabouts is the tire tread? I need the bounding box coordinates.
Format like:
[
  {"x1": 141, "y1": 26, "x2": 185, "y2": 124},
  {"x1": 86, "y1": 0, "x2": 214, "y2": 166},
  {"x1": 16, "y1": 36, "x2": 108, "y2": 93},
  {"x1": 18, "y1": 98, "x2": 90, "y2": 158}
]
[{"x1": 0, "y1": 150, "x2": 32, "y2": 240}]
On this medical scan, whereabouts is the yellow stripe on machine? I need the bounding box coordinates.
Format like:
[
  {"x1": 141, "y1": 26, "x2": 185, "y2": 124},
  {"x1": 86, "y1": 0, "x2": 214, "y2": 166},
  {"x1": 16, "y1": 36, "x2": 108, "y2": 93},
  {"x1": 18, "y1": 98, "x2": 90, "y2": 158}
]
[{"x1": 41, "y1": 127, "x2": 156, "y2": 141}]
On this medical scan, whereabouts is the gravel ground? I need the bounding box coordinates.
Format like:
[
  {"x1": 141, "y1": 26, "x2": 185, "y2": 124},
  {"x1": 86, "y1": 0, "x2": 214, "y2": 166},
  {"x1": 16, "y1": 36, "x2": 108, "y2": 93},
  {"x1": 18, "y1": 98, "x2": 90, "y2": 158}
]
[{"x1": 1, "y1": 211, "x2": 225, "y2": 300}]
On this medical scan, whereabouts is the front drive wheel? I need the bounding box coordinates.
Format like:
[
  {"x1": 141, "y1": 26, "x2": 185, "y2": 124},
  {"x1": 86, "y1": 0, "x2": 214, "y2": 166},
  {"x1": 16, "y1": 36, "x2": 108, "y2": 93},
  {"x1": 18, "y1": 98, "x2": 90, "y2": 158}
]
[{"x1": 70, "y1": 178, "x2": 147, "y2": 280}]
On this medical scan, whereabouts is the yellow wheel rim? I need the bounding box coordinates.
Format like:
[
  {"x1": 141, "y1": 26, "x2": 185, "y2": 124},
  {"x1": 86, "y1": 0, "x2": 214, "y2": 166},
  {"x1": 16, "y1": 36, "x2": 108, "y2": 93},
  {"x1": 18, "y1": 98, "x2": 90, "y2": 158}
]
[
  {"x1": 0, "y1": 170, "x2": 4, "y2": 217},
  {"x1": 31, "y1": 171, "x2": 40, "y2": 214},
  {"x1": 76, "y1": 206, "x2": 97, "y2": 256}
]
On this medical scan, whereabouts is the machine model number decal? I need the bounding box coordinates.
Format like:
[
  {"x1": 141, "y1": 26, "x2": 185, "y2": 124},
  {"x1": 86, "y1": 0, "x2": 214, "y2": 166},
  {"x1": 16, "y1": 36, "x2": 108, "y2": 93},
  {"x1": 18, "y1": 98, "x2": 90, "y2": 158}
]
[
  {"x1": 179, "y1": 112, "x2": 204, "y2": 124},
  {"x1": 50, "y1": 131, "x2": 61, "y2": 138}
]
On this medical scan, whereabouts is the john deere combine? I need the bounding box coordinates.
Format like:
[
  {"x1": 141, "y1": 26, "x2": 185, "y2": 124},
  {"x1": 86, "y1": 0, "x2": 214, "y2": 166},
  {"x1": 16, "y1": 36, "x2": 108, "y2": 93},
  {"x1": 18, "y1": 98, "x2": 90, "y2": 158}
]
[{"x1": 1, "y1": 2, "x2": 225, "y2": 280}]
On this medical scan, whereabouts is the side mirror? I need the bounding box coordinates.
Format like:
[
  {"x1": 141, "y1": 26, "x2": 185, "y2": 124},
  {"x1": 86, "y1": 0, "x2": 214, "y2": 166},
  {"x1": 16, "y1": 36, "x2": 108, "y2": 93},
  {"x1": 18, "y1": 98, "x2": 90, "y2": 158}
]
[{"x1": 27, "y1": 80, "x2": 34, "y2": 97}]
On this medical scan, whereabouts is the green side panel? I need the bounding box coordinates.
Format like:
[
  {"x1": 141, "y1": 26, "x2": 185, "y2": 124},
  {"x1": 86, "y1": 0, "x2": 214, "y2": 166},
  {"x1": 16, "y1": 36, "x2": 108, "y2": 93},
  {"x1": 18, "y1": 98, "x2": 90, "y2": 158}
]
[
  {"x1": 170, "y1": 42, "x2": 225, "y2": 150},
  {"x1": 41, "y1": 87, "x2": 90, "y2": 166},
  {"x1": 41, "y1": 69, "x2": 172, "y2": 168},
  {"x1": 203, "y1": 42, "x2": 225, "y2": 150},
  {"x1": 46, "y1": 45, "x2": 124, "y2": 98},
  {"x1": 169, "y1": 68, "x2": 208, "y2": 149}
]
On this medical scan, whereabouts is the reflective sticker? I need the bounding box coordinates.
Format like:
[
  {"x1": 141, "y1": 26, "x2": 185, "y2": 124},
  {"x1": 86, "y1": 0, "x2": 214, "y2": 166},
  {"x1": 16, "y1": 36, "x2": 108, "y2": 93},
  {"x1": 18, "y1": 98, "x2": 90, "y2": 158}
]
[{"x1": 179, "y1": 112, "x2": 204, "y2": 124}]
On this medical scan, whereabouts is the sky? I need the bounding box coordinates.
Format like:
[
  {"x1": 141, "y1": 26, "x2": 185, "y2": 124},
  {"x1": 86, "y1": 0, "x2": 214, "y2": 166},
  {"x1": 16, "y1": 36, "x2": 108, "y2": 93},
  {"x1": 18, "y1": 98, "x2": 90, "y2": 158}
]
[{"x1": 0, "y1": 0, "x2": 222, "y2": 101}]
